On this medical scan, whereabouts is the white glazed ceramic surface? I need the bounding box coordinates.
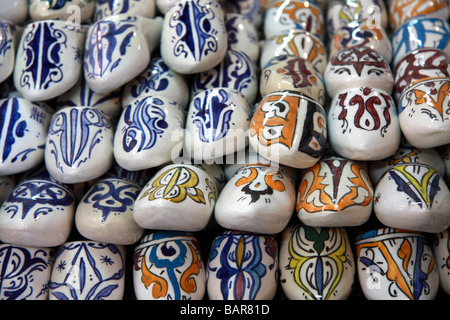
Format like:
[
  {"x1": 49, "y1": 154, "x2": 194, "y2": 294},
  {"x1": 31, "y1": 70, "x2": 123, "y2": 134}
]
[
  {"x1": 389, "y1": 0, "x2": 449, "y2": 31},
  {"x1": 94, "y1": 0, "x2": 156, "y2": 21},
  {"x1": 393, "y1": 48, "x2": 450, "y2": 102},
  {"x1": 391, "y1": 16, "x2": 450, "y2": 68},
  {"x1": 75, "y1": 176, "x2": 144, "y2": 245},
  {"x1": 0, "y1": 244, "x2": 55, "y2": 300},
  {"x1": 327, "y1": 87, "x2": 401, "y2": 161},
  {"x1": 327, "y1": 0, "x2": 388, "y2": 36},
  {"x1": 29, "y1": 0, "x2": 95, "y2": 23},
  {"x1": 191, "y1": 49, "x2": 258, "y2": 105},
  {"x1": 122, "y1": 57, "x2": 190, "y2": 109},
  {"x1": 214, "y1": 164, "x2": 296, "y2": 234},
  {"x1": 206, "y1": 230, "x2": 278, "y2": 300},
  {"x1": 324, "y1": 47, "x2": 394, "y2": 99},
  {"x1": 114, "y1": 95, "x2": 185, "y2": 171},
  {"x1": 329, "y1": 19, "x2": 393, "y2": 64},
  {"x1": 84, "y1": 14, "x2": 163, "y2": 94},
  {"x1": 398, "y1": 77, "x2": 450, "y2": 148},
  {"x1": 261, "y1": 55, "x2": 325, "y2": 105},
  {"x1": 279, "y1": 225, "x2": 355, "y2": 300},
  {"x1": 56, "y1": 77, "x2": 122, "y2": 119},
  {"x1": 296, "y1": 155, "x2": 373, "y2": 227},
  {"x1": 0, "y1": 21, "x2": 18, "y2": 84},
  {"x1": 160, "y1": 0, "x2": 228, "y2": 74},
  {"x1": 185, "y1": 88, "x2": 250, "y2": 162},
  {"x1": 133, "y1": 231, "x2": 206, "y2": 300},
  {"x1": 374, "y1": 163, "x2": 450, "y2": 233},
  {"x1": 260, "y1": 29, "x2": 327, "y2": 74},
  {"x1": 264, "y1": 0, "x2": 325, "y2": 40},
  {"x1": 133, "y1": 163, "x2": 218, "y2": 231},
  {"x1": 0, "y1": 97, "x2": 53, "y2": 176},
  {"x1": 44, "y1": 106, "x2": 115, "y2": 184},
  {"x1": 432, "y1": 230, "x2": 450, "y2": 295},
  {"x1": 49, "y1": 241, "x2": 126, "y2": 300},
  {"x1": 225, "y1": 13, "x2": 260, "y2": 63},
  {"x1": 0, "y1": 174, "x2": 76, "y2": 247},
  {"x1": 14, "y1": 20, "x2": 87, "y2": 102},
  {"x1": 0, "y1": 0, "x2": 28, "y2": 24},
  {"x1": 369, "y1": 145, "x2": 446, "y2": 185},
  {"x1": 356, "y1": 228, "x2": 439, "y2": 300},
  {"x1": 249, "y1": 90, "x2": 327, "y2": 169}
]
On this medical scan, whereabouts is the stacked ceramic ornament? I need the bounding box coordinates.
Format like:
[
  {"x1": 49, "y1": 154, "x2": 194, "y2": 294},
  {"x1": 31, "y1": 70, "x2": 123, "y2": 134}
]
[{"x1": 0, "y1": 0, "x2": 449, "y2": 301}]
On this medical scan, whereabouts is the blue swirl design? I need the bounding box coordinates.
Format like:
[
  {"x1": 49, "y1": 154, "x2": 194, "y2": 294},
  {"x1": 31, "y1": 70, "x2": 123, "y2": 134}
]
[
  {"x1": 393, "y1": 17, "x2": 450, "y2": 63},
  {"x1": 193, "y1": 50, "x2": 253, "y2": 95},
  {"x1": 85, "y1": 17, "x2": 137, "y2": 79},
  {"x1": 169, "y1": 0, "x2": 218, "y2": 61},
  {"x1": 208, "y1": 233, "x2": 274, "y2": 300},
  {"x1": 3, "y1": 178, "x2": 75, "y2": 220},
  {"x1": 121, "y1": 97, "x2": 168, "y2": 153},
  {"x1": 0, "y1": 245, "x2": 54, "y2": 300},
  {"x1": 192, "y1": 89, "x2": 234, "y2": 143},
  {"x1": 0, "y1": 22, "x2": 14, "y2": 58},
  {"x1": 0, "y1": 98, "x2": 27, "y2": 164},
  {"x1": 47, "y1": 108, "x2": 111, "y2": 171},
  {"x1": 129, "y1": 58, "x2": 170, "y2": 99},
  {"x1": 40, "y1": 0, "x2": 75, "y2": 10},
  {"x1": 19, "y1": 22, "x2": 67, "y2": 91},
  {"x1": 82, "y1": 178, "x2": 141, "y2": 222},
  {"x1": 49, "y1": 242, "x2": 124, "y2": 300}
]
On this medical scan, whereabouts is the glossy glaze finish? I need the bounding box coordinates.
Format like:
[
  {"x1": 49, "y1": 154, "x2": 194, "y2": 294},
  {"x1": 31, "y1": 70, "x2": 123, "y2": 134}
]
[
  {"x1": 392, "y1": 16, "x2": 450, "y2": 68},
  {"x1": 279, "y1": 225, "x2": 355, "y2": 300},
  {"x1": 398, "y1": 76, "x2": 450, "y2": 148},
  {"x1": 133, "y1": 163, "x2": 218, "y2": 231},
  {"x1": 14, "y1": 20, "x2": 87, "y2": 101},
  {"x1": 356, "y1": 228, "x2": 439, "y2": 300},
  {"x1": 264, "y1": 0, "x2": 325, "y2": 40},
  {"x1": 114, "y1": 95, "x2": 185, "y2": 171},
  {"x1": 49, "y1": 241, "x2": 126, "y2": 300},
  {"x1": 0, "y1": 173, "x2": 76, "y2": 247},
  {"x1": 261, "y1": 55, "x2": 325, "y2": 105},
  {"x1": 249, "y1": 90, "x2": 327, "y2": 169},
  {"x1": 374, "y1": 163, "x2": 450, "y2": 233},
  {"x1": 0, "y1": 97, "x2": 53, "y2": 175},
  {"x1": 214, "y1": 164, "x2": 296, "y2": 234},
  {"x1": 185, "y1": 88, "x2": 251, "y2": 162},
  {"x1": 260, "y1": 29, "x2": 327, "y2": 74},
  {"x1": 133, "y1": 231, "x2": 206, "y2": 300},
  {"x1": 324, "y1": 47, "x2": 394, "y2": 99},
  {"x1": 160, "y1": 0, "x2": 227, "y2": 74},
  {"x1": 84, "y1": 14, "x2": 163, "y2": 94},
  {"x1": 296, "y1": 155, "x2": 373, "y2": 227},
  {"x1": 0, "y1": 244, "x2": 55, "y2": 300},
  {"x1": 207, "y1": 230, "x2": 278, "y2": 300}
]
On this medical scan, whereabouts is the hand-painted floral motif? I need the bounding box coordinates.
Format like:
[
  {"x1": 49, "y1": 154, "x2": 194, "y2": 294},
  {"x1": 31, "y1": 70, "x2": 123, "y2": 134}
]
[
  {"x1": 19, "y1": 22, "x2": 67, "y2": 91},
  {"x1": 49, "y1": 242, "x2": 124, "y2": 300},
  {"x1": 168, "y1": 0, "x2": 219, "y2": 61},
  {"x1": 134, "y1": 231, "x2": 205, "y2": 300},
  {"x1": 207, "y1": 231, "x2": 277, "y2": 300},
  {"x1": 297, "y1": 158, "x2": 373, "y2": 213},
  {"x1": 139, "y1": 166, "x2": 206, "y2": 204},
  {"x1": 0, "y1": 245, "x2": 54, "y2": 300},
  {"x1": 121, "y1": 97, "x2": 169, "y2": 153},
  {"x1": 356, "y1": 228, "x2": 438, "y2": 300},
  {"x1": 283, "y1": 225, "x2": 354, "y2": 300}
]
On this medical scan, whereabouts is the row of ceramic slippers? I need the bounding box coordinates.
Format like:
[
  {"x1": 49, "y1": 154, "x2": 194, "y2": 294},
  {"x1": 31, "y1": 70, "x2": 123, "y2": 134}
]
[
  {"x1": 0, "y1": 144, "x2": 448, "y2": 252},
  {"x1": 0, "y1": 0, "x2": 263, "y2": 102},
  {"x1": 0, "y1": 226, "x2": 448, "y2": 300},
  {"x1": 1, "y1": 0, "x2": 262, "y2": 26}
]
